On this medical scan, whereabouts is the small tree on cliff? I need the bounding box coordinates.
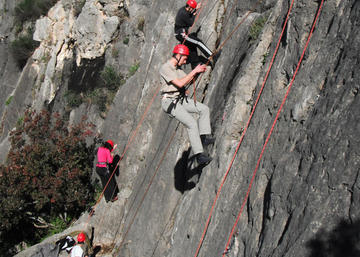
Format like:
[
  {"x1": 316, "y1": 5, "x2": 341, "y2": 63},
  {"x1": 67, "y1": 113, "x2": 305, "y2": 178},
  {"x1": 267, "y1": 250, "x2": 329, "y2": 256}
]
[{"x1": 0, "y1": 109, "x2": 96, "y2": 247}]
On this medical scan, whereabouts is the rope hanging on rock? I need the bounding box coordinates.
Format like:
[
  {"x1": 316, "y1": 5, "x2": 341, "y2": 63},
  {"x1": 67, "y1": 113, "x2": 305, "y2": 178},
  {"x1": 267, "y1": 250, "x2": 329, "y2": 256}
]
[
  {"x1": 222, "y1": 0, "x2": 325, "y2": 255},
  {"x1": 193, "y1": 0, "x2": 295, "y2": 255}
]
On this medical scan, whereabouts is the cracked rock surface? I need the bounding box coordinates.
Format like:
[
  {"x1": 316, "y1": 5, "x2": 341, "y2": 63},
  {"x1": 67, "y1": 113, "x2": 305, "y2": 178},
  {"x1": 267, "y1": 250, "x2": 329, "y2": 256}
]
[{"x1": 0, "y1": 0, "x2": 358, "y2": 256}]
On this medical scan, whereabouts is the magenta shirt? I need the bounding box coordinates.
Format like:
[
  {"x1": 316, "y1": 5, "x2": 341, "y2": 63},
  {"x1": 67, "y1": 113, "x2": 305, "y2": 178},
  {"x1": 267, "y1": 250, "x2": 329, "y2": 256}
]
[{"x1": 96, "y1": 147, "x2": 113, "y2": 167}]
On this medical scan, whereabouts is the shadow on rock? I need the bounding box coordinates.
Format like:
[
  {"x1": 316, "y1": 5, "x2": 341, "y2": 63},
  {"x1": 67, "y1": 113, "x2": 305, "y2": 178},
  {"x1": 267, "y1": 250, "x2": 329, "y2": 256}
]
[
  {"x1": 174, "y1": 147, "x2": 204, "y2": 194},
  {"x1": 306, "y1": 219, "x2": 360, "y2": 257}
]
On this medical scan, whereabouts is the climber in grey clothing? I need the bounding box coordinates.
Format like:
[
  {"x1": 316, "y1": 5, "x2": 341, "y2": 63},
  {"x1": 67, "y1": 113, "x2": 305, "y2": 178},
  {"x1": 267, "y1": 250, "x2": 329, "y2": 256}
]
[{"x1": 159, "y1": 44, "x2": 215, "y2": 165}]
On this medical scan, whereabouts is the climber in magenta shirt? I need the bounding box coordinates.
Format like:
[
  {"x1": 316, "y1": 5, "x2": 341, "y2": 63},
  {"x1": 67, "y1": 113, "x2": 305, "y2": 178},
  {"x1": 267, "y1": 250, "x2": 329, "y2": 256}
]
[
  {"x1": 95, "y1": 140, "x2": 119, "y2": 202},
  {"x1": 96, "y1": 145, "x2": 113, "y2": 168}
]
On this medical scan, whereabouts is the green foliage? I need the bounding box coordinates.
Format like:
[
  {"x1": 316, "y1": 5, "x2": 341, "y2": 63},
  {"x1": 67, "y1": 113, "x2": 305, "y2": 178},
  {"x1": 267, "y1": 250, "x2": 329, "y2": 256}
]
[
  {"x1": 15, "y1": 0, "x2": 57, "y2": 22},
  {"x1": 112, "y1": 47, "x2": 120, "y2": 58},
  {"x1": 17, "y1": 116, "x2": 24, "y2": 127},
  {"x1": 123, "y1": 37, "x2": 129, "y2": 45},
  {"x1": 65, "y1": 65, "x2": 129, "y2": 116},
  {"x1": 10, "y1": 32, "x2": 40, "y2": 68},
  {"x1": 65, "y1": 90, "x2": 83, "y2": 108},
  {"x1": 0, "y1": 109, "x2": 96, "y2": 252},
  {"x1": 88, "y1": 182, "x2": 103, "y2": 207},
  {"x1": 95, "y1": 66, "x2": 125, "y2": 114},
  {"x1": 46, "y1": 216, "x2": 71, "y2": 237},
  {"x1": 5, "y1": 96, "x2": 13, "y2": 106},
  {"x1": 100, "y1": 65, "x2": 125, "y2": 91},
  {"x1": 262, "y1": 51, "x2": 269, "y2": 65},
  {"x1": 128, "y1": 62, "x2": 140, "y2": 77},
  {"x1": 249, "y1": 15, "x2": 268, "y2": 43}
]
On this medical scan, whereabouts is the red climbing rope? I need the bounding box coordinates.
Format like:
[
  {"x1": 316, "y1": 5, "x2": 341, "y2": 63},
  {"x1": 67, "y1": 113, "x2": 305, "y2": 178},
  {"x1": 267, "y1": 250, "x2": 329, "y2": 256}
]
[
  {"x1": 111, "y1": 1, "x2": 255, "y2": 253},
  {"x1": 222, "y1": 0, "x2": 325, "y2": 255},
  {"x1": 193, "y1": 0, "x2": 295, "y2": 256}
]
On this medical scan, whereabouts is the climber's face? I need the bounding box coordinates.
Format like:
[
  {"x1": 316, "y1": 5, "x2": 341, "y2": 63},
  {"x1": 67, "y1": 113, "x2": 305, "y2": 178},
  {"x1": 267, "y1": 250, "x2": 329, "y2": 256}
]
[
  {"x1": 186, "y1": 6, "x2": 195, "y2": 14},
  {"x1": 178, "y1": 55, "x2": 188, "y2": 66}
]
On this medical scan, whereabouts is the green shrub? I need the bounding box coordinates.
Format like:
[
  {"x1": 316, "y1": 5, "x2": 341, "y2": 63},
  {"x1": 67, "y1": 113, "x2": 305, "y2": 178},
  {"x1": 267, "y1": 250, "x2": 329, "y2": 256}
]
[
  {"x1": 46, "y1": 216, "x2": 71, "y2": 237},
  {"x1": 10, "y1": 32, "x2": 40, "y2": 68},
  {"x1": 100, "y1": 65, "x2": 125, "y2": 91},
  {"x1": 86, "y1": 88, "x2": 107, "y2": 113},
  {"x1": 128, "y1": 62, "x2": 140, "y2": 77},
  {"x1": 262, "y1": 51, "x2": 269, "y2": 65},
  {"x1": 17, "y1": 116, "x2": 24, "y2": 127},
  {"x1": 0, "y1": 109, "x2": 96, "y2": 252},
  {"x1": 123, "y1": 37, "x2": 129, "y2": 45},
  {"x1": 112, "y1": 47, "x2": 120, "y2": 58},
  {"x1": 5, "y1": 96, "x2": 13, "y2": 106},
  {"x1": 249, "y1": 15, "x2": 268, "y2": 43},
  {"x1": 64, "y1": 90, "x2": 83, "y2": 108}
]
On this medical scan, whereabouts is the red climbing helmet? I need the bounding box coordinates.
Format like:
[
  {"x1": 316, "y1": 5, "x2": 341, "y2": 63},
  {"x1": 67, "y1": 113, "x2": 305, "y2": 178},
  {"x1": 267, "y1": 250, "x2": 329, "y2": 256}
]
[
  {"x1": 186, "y1": 0, "x2": 197, "y2": 9},
  {"x1": 106, "y1": 140, "x2": 114, "y2": 149},
  {"x1": 77, "y1": 232, "x2": 86, "y2": 243},
  {"x1": 173, "y1": 44, "x2": 190, "y2": 56}
]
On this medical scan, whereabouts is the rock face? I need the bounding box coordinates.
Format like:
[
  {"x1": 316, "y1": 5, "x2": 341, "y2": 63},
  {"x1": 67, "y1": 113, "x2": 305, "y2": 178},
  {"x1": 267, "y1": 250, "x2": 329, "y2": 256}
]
[{"x1": 1, "y1": 0, "x2": 359, "y2": 256}]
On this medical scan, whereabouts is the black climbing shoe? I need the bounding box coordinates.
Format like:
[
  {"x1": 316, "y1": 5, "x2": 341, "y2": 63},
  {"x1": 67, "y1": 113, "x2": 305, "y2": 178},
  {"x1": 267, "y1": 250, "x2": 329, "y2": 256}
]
[
  {"x1": 201, "y1": 135, "x2": 216, "y2": 146},
  {"x1": 196, "y1": 153, "x2": 212, "y2": 166}
]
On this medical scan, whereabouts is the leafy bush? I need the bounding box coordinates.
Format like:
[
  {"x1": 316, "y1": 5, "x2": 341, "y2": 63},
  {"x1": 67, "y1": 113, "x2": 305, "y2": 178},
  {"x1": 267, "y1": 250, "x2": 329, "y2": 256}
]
[
  {"x1": 65, "y1": 66, "x2": 127, "y2": 115},
  {"x1": 249, "y1": 15, "x2": 268, "y2": 43},
  {"x1": 46, "y1": 216, "x2": 71, "y2": 237},
  {"x1": 0, "y1": 109, "x2": 96, "y2": 252},
  {"x1": 65, "y1": 90, "x2": 83, "y2": 108},
  {"x1": 5, "y1": 96, "x2": 13, "y2": 106},
  {"x1": 10, "y1": 32, "x2": 40, "y2": 68},
  {"x1": 87, "y1": 88, "x2": 108, "y2": 113},
  {"x1": 100, "y1": 65, "x2": 125, "y2": 91},
  {"x1": 128, "y1": 62, "x2": 140, "y2": 77},
  {"x1": 123, "y1": 37, "x2": 129, "y2": 45}
]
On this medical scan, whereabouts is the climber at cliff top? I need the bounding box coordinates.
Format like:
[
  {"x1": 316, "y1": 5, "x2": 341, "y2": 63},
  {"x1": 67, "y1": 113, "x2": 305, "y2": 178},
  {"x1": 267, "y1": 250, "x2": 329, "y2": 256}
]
[
  {"x1": 174, "y1": 0, "x2": 216, "y2": 69},
  {"x1": 159, "y1": 44, "x2": 215, "y2": 166}
]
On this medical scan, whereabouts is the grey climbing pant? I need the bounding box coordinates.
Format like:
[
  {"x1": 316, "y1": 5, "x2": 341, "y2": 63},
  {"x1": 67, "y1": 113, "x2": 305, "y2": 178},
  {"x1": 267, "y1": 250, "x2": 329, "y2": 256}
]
[{"x1": 162, "y1": 97, "x2": 211, "y2": 155}]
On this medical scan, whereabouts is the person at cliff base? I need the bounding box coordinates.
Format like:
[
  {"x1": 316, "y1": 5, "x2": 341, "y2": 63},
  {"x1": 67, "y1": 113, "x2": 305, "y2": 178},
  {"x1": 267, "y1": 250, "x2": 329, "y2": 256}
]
[
  {"x1": 70, "y1": 233, "x2": 89, "y2": 257},
  {"x1": 160, "y1": 44, "x2": 215, "y2": 166},
  {"x1": 174, "y1": 0, "x2": 214, "y2": 68},
  {"x1": 56, "y1": 235, "x2": 75, "y2": 253},
  {"x1": 95, "y1": 140, "x2": 120, "y2": 202}
]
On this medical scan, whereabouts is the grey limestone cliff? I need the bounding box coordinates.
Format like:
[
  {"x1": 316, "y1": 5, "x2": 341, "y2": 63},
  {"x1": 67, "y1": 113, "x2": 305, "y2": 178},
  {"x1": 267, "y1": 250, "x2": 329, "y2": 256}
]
[{"x1": 2, "y1": 0, "x2": 359, "y2": 256}]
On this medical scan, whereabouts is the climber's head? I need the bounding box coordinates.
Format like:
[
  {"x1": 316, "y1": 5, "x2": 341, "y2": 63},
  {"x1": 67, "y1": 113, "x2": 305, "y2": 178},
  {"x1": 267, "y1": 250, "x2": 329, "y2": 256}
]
[
  {"x1": 172, "y1": 44, "x2": 189, "y2": 66},
  {"x1": 186, "y1": 0, "x2": 197, "y2": 11}
]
